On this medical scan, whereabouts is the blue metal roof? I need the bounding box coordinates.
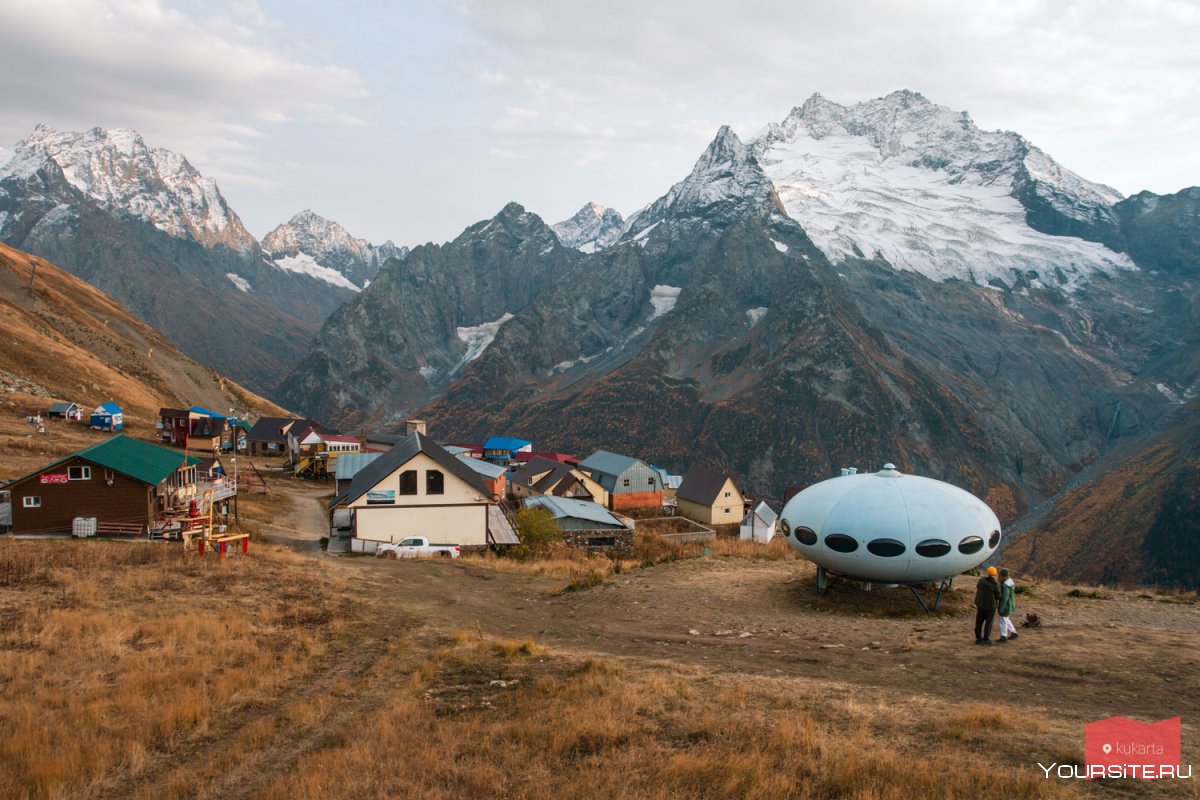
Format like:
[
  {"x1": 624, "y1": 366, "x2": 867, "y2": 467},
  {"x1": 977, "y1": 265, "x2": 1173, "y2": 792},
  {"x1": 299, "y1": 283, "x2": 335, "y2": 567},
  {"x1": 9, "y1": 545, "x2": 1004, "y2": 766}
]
[
  {"x1": 483, "y1": 436, "x2": 532, "y2": 452},
  {"x1": 94, "y1": 402, "x2": 122, "y2": 414},
  {"x1": 523, "y1": 496, "x2": 623, "y2": 528},
  {"x1": 188, "y1": 406, "x2": 226, "y2": 418}
]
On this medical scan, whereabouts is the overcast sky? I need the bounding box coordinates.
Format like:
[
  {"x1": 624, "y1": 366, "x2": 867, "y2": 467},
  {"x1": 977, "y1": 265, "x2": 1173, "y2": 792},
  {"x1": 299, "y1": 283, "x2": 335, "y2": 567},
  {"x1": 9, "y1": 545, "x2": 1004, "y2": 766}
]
[{"x1": 1, "y1": 0, "x2": 1197, "y2": 245}]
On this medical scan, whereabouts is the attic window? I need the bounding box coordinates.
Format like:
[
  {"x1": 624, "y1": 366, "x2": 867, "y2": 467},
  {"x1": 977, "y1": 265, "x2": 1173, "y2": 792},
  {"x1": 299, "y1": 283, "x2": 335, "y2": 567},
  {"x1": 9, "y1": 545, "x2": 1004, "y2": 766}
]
[
  {"x1": 622, "y1": 479, "x2": 631, "y2": 487},
  {"x1": 68, "y1": 466, "x2": 91, "y2": 481},
  {"x1": 647, "y1": 477, "x2": 655, "y2": 486},
  {"x1": 426, "y1": 470, "x2": 444, "y2": 495},
  {"x1": 399, "y1": 470, "x2": 418, "y2": 495}
]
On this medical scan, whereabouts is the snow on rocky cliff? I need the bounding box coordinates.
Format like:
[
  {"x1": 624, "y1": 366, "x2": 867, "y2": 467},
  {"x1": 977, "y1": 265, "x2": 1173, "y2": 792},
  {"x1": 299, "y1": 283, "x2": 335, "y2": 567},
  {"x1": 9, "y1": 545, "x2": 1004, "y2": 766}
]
[
  {"x1": 751, "y1": 91, "x2": 1133, "y2": 288},
  {"x1": 0, "y1": 125, "x2": 257, "y2": 252},
  {"x1": 551, "y1": 202, "x2": 626, "y2": 252}
]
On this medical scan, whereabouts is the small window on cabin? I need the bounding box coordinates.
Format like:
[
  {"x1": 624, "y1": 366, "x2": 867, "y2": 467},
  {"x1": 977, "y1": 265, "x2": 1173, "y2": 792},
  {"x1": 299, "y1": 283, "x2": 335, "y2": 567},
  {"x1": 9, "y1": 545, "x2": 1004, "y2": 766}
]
[
  {"x1": 399, "y1": 470, "x2": 418, "y2": 495},
  {"x1": 648, "y1": 477, "x2": 656, "y2": 486},
  {"x1": 724, "y1": 508, "x2": 731, "y2": 514},
  {"x1": 724, "y1": 491, "x2": 731, "y2": 497},
  {"x1": 68, "y1": 466, "x2": 91, "y2": 481},
  {"x1": 426, "y1": 470, "x2": 444, "y2": 495},
  {"x1": 24, "y1": 496, "x2": 41, "y2": 508},
  {"x1": 622, "y1": 479, "x2": 631, "y2": 487}
]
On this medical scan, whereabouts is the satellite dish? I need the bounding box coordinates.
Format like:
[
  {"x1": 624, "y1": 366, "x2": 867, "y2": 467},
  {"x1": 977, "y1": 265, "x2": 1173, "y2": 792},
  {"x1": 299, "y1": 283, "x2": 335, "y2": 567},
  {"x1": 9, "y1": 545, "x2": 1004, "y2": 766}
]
[{"x1": 779, "y1": 464, "x2": 1001, "y2": 585}]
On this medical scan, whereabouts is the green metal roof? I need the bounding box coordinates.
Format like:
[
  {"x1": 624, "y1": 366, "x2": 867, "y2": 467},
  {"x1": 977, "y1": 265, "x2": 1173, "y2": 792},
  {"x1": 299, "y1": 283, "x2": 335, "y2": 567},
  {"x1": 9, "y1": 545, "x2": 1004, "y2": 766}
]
[{"x1": 73, "y1": 435, "x2": 201, "y2": 485}]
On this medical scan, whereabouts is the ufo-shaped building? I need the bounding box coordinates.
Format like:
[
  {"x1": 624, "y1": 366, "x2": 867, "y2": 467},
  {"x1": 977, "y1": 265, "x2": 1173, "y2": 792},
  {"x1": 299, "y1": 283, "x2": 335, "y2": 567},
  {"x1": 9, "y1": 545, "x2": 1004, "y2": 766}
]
[{"x1": 779, "y1": 463, "x2": 1001, "y2": 586}]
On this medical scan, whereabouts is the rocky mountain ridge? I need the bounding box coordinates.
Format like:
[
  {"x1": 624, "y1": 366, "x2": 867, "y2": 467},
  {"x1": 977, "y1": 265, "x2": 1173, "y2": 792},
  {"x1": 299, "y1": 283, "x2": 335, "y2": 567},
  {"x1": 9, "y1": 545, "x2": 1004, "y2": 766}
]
[
  {"x1": 0, "y1": 125, "x2": 363, "y2": 392},
  {"x1": 551, "y1": 202, "x2": 626, "y2": 252}
]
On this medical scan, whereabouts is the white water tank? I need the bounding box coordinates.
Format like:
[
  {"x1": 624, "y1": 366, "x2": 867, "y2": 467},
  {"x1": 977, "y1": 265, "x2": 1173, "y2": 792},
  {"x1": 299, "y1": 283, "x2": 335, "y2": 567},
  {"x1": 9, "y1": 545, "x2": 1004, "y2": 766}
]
[
  {"x1": 72, "y1": 517, "x2": 98, "y2": 538},
  {"x1": 779, "y1": 464, "x2": 1001, "y2": 582}
]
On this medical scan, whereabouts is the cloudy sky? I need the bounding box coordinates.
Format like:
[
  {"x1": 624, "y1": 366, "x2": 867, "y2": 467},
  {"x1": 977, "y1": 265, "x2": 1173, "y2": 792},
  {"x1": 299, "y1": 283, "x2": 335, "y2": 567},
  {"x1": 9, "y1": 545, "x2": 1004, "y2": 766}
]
[{"x1": 1, "y1": 0, "x2": 1196, "y2": 245}]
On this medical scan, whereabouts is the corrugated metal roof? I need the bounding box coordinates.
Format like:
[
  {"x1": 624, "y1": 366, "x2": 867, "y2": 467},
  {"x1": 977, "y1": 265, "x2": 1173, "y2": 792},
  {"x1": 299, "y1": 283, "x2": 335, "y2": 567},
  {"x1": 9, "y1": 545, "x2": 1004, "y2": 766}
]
[
  {"x1": 523, "y1": 495, "x2": 622, "y2": 528},
  {"x1": 487, "y1": 505, "x2": 521, "y2": 544},
  {"x1": 748, "y1": 500, "x2": 778, "y2": 525},
  {"x1": 10, "y1": 435, "x2": 200, "y2": 488},
  {"x1": 48, "y1": 402, "x2": 77, "y2": 413},
  {"x1": 94, "y1": 402, "x2": 122, "y2": 414},
  {"x1": 188, "y1": 406, "x2": 225, "y2": 418},
  {"x1": 457, "y1": 455, "x2": 507, "y2": 479},
  {"x1": 334, "y1": 452, "x2": 382, "y2": 480},
  {"x1": 578, "y1": 449, "x2": 639, "y2": 478}
]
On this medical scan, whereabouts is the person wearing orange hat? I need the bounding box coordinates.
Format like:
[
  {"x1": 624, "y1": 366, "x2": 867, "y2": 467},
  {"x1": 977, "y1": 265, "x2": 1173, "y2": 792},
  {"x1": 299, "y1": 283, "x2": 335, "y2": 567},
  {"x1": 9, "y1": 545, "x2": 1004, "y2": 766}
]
[{"x1": 974, "y1": 566, "x2": 1002, "y2": 645}]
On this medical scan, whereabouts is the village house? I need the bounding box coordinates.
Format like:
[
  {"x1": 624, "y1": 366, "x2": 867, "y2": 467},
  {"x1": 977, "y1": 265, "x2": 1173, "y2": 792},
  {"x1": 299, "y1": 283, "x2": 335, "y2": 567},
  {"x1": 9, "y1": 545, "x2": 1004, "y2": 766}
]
[
  {"x1": 522, "y1": 495, "x2": 634, "y2": 555},
  {"x1": 7, "y1": 435, "x2": 204, "y2": 536},
  {"x1": 246, "y1": 417, "x2": 320, "y2": 457},
  {"x1": 329, "y1": 431, "x2": 505, "y2": 553},
  {"x1": 482, "y1": 436, "x2": 532, "y2": 465},
  {"x1": 47, "y1": 402, "x2": 84, "y2": 421},
  {"x1": 157, "y1": 407, "x2": 235, "y2": 452},
  {"x1": 739, "y1": 500, "x2": 779, "y2": 543},
  {"x1": 578, "y1": 450, "x2": 664, "y2": 512},
  {"x1": 675, "y1": 466, "x2": 745, "y2": 526},
  {"x1": 89, "y1": 402, "x2": 123, "y2": 432},
  {"x1": 509, "y1": 455, "x2": 609, "y2": 507},
  {"x1": 290, "y1": 427, "x2": 362, "y2": 477}
]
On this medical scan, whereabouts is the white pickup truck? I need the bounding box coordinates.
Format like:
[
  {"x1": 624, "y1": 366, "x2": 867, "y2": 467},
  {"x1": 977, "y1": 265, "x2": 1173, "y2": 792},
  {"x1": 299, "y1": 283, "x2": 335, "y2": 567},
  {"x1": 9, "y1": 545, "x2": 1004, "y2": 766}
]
[{"x1": 376, "y1": 536, "x2": 461, "y2": 559}]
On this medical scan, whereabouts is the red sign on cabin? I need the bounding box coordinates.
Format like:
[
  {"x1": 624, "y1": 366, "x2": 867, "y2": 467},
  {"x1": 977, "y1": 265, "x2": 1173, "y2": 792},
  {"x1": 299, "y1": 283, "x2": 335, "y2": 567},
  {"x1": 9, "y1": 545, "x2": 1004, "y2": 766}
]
[{"x1": 40, "y1": 474, "x2": 69, "y2": 484}]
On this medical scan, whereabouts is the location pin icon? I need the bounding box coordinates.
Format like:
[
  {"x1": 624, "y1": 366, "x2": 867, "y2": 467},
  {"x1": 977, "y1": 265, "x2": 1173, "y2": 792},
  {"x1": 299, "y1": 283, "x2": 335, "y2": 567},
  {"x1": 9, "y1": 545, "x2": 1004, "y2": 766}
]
[{"x1": 1102, "y1": 744, "x2": 1112, "y2": 754}]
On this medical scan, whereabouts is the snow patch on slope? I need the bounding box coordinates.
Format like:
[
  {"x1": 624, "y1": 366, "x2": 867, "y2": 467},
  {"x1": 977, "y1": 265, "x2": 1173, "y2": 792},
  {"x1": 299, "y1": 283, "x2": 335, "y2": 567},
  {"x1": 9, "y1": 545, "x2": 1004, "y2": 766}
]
[
  {"x1": 771, "y1": 239, "x2": 789, "y2": 253},
  {"x1": 226, "y1": 273, "x2": 251, "y2": 293},
  {"x1": 649, "y1": 285, "x2": 682, "y2": 319},
  {"x1": 453, "y1": 313, "x2": 514, "y2": 373},
  {"x1": 746, "y1": 307, "x2": 768, "y2": 326},
  {"x1": 272, "y1": 253, "x2": 361, "y2": 292}
]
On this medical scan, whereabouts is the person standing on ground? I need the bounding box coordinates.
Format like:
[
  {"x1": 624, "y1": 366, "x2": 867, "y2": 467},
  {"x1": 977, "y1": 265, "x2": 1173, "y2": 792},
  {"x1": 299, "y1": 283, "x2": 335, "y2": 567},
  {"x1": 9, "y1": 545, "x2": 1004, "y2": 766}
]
[
  {"x1": 974, "y1": 566, "x2": 1001, "y2": 645},
  {"x1": 997, "y1": 567, "x2": 1019, "y2": 642}
]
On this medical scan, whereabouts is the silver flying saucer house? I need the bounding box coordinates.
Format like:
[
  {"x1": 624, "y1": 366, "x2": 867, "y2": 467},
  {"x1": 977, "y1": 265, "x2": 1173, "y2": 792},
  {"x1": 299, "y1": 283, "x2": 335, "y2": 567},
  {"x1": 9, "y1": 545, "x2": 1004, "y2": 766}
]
[{"x1": 778, "y1": 463, "x2": 1002, "y2": 611}]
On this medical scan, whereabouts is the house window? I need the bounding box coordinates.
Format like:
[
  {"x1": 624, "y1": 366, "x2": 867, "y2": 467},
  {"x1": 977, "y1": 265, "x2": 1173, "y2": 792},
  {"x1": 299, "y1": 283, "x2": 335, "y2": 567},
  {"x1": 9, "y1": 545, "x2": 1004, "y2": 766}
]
[
  {"x1": 622, "y1": 478, "x2": 631, "y2": 487},
  {"x1": 426, "y1": 470, "x2": 444, "y2": 495},
  {"x1": 399, "y1": 470, "x2": 418, "y2": 495},
  {"x1": 23, "y1": 496, "x2": 41, "y2": 508},
  {"x1": 648, "y1": 477, "x2": 656, "y2": 486},
  {"x1": 724, "y1": 508, "x2": 731, "y2": 514},
  {"x1": 68, "y1": 466, "x2": 91, "y2": 480},
  {"x1": 724, "y1": 491, "x2": 731, "y2": 497}
]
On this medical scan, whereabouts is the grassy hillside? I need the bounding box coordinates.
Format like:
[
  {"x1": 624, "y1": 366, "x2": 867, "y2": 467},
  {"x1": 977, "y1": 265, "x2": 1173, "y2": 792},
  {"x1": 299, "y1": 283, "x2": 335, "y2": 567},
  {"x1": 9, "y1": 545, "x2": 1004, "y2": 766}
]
[{"x1": 0, "y1": 243, "x2": 288, "y2": 477}]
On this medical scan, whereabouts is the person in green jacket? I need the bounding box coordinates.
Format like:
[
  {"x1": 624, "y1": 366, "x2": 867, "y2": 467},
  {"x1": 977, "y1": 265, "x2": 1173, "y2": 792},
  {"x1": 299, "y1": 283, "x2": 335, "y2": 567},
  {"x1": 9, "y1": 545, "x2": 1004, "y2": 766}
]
[
  {"x1": 997, "y1": 567, "x2": 1019, "y2": 642},
  {"x1": 974, "y1": 566, "x2": 1001, "y2": 644}
]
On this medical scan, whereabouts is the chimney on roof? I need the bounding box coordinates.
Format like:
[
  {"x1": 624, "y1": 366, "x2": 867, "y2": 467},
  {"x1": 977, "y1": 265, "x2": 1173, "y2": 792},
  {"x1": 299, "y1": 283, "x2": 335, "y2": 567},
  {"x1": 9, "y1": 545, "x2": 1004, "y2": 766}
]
[{"x1": 405, "y1": 419, "x2": 427, "y2": 436}]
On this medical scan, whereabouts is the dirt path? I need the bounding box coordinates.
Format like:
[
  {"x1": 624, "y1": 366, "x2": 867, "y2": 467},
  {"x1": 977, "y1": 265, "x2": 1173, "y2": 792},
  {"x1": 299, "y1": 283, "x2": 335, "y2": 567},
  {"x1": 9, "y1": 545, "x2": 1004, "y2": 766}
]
[
  {"x1": 340, "y1": 556, "x2": 1200, "y2": 729},
  {"x1": 239, "y1": 476, "x2": 332, "y2": 553}
]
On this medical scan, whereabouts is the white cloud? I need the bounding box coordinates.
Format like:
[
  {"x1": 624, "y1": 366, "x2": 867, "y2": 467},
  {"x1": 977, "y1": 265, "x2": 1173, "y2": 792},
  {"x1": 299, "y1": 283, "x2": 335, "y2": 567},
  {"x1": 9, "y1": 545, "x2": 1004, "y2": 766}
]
[{"x1": 0, "y1": 0, "x2": 366, "y2": 194}]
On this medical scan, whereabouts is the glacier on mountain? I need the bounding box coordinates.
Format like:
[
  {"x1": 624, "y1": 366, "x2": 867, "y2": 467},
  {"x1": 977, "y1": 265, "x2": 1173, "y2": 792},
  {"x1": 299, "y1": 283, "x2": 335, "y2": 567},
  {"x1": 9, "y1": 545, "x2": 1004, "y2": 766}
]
[
  {"x1": 272, "y1": 253, "x2": 361, "y2": 292},
  {"x1": 453, "y1": 312, "x2": 514, "y2": 374},
  {"x1": 750, "y1": 91, "x2": 1135, "y2": 289}
]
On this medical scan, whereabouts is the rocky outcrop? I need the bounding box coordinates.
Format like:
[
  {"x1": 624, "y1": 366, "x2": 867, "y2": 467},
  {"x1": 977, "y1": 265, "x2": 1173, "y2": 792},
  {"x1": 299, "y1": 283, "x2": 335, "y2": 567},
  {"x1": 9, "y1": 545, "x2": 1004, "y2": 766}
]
[
  {"x1": 262, "y1": 209, "x2": 407, "y2": 289},
  {"x1": 551, "y1": 203, "x2": 625, "y2": 253}
]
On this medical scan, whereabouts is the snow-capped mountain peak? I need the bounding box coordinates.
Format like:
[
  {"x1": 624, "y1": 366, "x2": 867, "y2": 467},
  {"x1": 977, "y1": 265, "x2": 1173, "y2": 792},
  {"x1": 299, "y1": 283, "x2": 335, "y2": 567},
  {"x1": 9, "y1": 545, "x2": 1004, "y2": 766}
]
[
  {"x1": 621, "y1": 125, "x2": 785, "y2": 242},
  {"x1": 551, "y1": 202, "x2": 625, "y2": 253},
  {"x1": 261, "y1": 209, "x2": 407, "y2": 290},
  {"x1": 0, "y1": 124, "x2": 256, "y2": 252},
  {"x1": 751, "y1": 91, "x2": 1134, "y2": 289}
]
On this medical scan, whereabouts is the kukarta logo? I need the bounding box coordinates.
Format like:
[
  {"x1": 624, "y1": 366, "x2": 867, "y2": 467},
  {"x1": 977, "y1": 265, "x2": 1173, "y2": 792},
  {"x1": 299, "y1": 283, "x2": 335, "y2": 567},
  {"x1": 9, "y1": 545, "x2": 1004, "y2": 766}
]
[{"x1": 1038, "y1": 716, "x2": 1190, "y2": 780}]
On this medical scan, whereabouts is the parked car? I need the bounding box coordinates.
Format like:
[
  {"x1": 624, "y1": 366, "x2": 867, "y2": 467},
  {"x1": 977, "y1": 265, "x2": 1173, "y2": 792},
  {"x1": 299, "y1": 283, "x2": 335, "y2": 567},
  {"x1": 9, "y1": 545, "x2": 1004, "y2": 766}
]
[{"x1": 376, "y1": 536, "x2": 461, "y2": 559}]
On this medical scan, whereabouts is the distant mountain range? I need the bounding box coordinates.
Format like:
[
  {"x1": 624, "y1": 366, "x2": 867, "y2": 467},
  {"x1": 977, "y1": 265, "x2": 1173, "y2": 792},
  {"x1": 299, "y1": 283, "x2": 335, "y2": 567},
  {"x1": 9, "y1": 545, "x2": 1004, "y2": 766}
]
[
  {"x1": 0, "y1": 125, "x2": 404, "y2": 392},
  {"x1": 276, "y1": 91, "x2": 1197, "y2": 587}
]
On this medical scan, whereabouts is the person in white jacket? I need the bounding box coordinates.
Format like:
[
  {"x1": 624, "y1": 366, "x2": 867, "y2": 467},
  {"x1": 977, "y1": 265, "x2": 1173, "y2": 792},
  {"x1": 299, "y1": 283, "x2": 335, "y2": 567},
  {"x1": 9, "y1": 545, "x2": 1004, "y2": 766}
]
[{"x1": 997, "y1": 567, "x2": 1019, "y2": 642}]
